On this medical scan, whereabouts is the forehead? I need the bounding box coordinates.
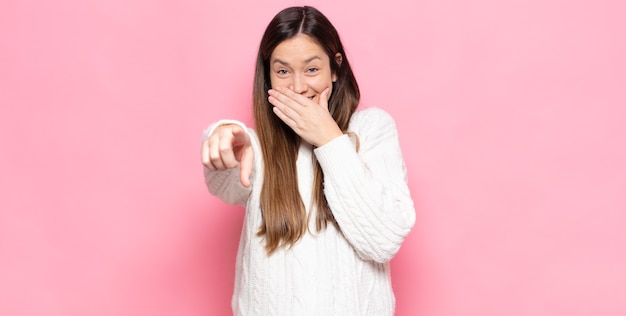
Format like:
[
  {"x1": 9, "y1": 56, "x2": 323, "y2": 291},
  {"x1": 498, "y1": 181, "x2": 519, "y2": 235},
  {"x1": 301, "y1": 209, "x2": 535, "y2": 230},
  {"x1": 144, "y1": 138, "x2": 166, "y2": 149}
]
[{"x1": 270, "y1": 34, "x2": 328, "y2": 63}]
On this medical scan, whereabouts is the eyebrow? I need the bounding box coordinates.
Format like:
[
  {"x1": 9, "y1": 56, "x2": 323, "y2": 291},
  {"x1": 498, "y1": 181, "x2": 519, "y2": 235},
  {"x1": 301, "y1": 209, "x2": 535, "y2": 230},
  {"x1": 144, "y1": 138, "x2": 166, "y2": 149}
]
[{"x1": 272, "y1": 56, "x2": 322, "y2": 66}]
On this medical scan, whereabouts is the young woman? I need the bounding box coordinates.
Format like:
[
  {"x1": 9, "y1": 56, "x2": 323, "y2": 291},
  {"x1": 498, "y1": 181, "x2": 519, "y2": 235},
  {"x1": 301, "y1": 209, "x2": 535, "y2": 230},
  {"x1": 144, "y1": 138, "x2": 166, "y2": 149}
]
[{"x1": 201, "y1": 6, "x2": 415, "y2": 315}]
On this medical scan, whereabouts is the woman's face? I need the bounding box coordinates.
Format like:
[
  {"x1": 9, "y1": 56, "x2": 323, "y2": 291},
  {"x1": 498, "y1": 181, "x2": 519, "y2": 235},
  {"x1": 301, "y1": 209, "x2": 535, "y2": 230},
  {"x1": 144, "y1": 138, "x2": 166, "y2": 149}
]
[{"x1": 269, "y1": 34, "x2": 338, "y2": 104}]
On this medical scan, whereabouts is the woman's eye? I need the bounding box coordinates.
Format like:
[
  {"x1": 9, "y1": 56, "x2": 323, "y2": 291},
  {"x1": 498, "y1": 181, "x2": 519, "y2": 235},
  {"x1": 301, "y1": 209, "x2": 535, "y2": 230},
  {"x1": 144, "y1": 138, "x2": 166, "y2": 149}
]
[
  {"x1": 277, "y1": 69, "x2": 288, "y2": 75},
  {"x1": 307, "y1": 68, "x2": 319, "y2": 73}
]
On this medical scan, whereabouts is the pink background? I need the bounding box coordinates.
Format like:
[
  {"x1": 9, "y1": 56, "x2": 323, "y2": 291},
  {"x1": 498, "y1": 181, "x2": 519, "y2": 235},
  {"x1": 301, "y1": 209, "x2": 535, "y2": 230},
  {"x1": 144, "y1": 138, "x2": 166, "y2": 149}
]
[{"x1": 1, "y1": 0, "x2": 625, "y2": 315}]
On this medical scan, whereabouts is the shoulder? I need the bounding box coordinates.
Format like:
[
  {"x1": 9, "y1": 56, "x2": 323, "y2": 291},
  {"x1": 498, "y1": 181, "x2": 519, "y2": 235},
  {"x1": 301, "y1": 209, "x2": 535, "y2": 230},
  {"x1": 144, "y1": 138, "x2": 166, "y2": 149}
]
[
  {"x1": 348, "y1": 107, "x2": 398, "y2": 140},
  {"x1": 349, "y1": 107, "x2": 396, "y2": 127}
]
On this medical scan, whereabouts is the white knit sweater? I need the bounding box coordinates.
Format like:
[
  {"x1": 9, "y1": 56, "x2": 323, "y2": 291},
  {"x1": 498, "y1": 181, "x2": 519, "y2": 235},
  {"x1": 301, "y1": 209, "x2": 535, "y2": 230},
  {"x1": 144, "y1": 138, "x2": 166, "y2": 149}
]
[{"x1": 203, "y1": 108, "x2": 415, "y2": 316}]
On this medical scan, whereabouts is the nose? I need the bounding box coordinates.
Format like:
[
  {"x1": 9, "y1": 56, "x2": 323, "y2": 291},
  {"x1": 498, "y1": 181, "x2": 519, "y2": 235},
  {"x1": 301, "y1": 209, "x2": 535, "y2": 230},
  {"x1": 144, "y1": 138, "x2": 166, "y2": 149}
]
[{"x1": 290, "y1": 74, "x2": 308, "y2": 94}]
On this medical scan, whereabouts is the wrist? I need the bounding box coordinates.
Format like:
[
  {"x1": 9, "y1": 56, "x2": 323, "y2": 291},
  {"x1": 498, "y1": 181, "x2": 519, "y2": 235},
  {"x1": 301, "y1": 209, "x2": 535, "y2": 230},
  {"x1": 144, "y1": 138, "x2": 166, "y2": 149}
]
[{"x1": 315, "y1": 128, "x2": 343, "y2": 147}]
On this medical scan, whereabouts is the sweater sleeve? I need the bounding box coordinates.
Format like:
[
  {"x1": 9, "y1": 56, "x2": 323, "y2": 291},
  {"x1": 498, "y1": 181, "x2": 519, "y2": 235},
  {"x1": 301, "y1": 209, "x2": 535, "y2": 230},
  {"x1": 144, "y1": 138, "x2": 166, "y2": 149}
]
[
  {"x1": 313, "y1": 108, "x2": 416, "y2": 263},
  {"x1": 202, "y1": 120, "x2": 256, "y2": 206}
]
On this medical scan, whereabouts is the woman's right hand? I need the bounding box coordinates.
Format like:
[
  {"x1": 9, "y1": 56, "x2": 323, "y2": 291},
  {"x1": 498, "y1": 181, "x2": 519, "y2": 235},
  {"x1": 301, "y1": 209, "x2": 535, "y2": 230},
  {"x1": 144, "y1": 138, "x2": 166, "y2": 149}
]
[{"x1": 201, "y1": 124, "x2": 254, "y2": 188}]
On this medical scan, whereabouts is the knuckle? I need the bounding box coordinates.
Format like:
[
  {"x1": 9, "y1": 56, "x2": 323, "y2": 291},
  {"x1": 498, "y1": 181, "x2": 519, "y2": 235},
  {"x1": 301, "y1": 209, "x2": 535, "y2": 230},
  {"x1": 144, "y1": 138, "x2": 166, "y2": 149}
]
[
  {"x1": 218, "y1": 144, "x2": 231, "y2": 154},
  {"x1": 209, "y1": 151, "x2": 221, "y2": 163}
]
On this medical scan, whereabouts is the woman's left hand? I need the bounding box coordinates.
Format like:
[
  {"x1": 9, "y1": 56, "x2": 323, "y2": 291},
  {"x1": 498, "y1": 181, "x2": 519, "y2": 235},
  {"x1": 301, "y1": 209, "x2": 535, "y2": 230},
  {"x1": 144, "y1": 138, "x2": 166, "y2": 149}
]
[{"x1": 268, "y1": 87, "x2": 343, "y2": 147}]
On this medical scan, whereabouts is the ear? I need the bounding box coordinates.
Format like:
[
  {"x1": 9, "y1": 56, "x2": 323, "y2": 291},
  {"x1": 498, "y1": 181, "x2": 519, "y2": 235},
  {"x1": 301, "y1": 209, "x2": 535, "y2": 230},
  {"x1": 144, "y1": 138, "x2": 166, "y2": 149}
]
[
  {"x1": 334, "y1": 52, "x2": 343, "y2": 66},
  {"x1": 332, "y1": 53, "x2": 343, "y2": 82}
]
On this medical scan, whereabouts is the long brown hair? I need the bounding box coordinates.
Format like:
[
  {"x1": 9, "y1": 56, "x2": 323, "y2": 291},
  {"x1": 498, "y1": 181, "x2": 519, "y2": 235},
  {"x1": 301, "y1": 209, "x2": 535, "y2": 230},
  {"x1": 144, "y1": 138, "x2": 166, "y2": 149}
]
[{"x1": 253, "y1": 6, "x2": 360, "y2": 254}]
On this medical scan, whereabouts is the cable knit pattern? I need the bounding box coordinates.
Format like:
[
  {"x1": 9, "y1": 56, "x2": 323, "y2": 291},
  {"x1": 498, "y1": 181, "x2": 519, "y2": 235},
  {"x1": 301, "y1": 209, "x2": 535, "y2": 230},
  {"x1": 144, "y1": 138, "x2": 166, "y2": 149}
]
[{"x1": 202, "y1": 107, "x2": 415, "y2": 316}]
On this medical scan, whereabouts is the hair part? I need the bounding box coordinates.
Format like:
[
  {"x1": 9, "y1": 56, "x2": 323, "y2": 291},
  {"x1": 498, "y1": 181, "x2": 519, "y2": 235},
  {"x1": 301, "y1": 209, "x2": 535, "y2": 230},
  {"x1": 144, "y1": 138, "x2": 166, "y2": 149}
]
[{"x1": 253, "y1": 6, "x2": 360, "y2": 254}]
